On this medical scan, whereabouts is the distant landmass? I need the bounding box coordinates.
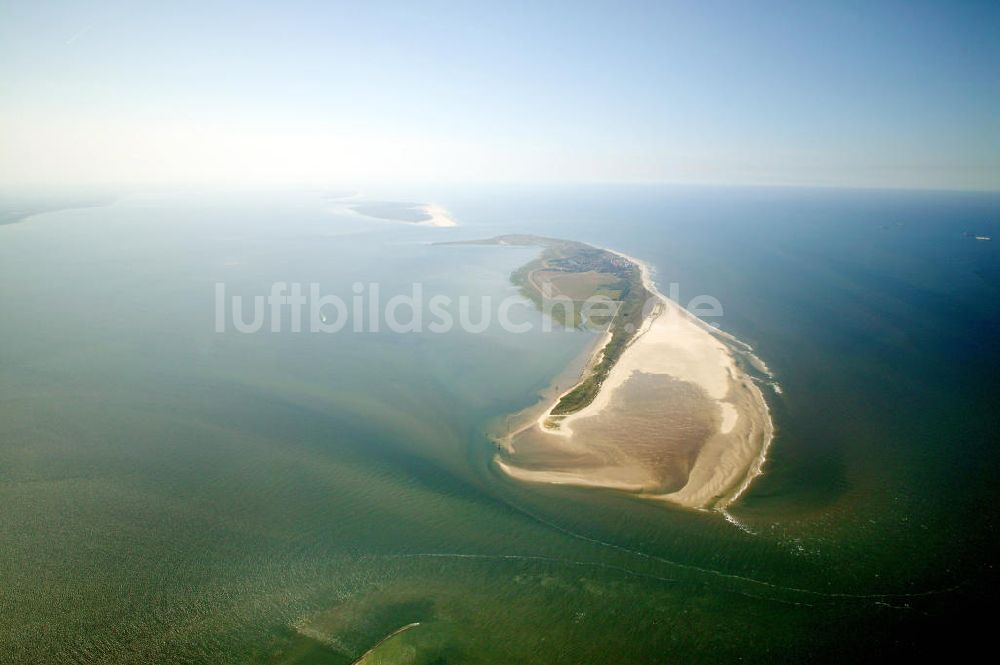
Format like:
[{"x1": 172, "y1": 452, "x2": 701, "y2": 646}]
[
  {"x1": 0, "y1": 195, "x2": 115, "y2": 226},
  {"x1": 349, "y1": 201, "x2": 458, "y2": 227}
]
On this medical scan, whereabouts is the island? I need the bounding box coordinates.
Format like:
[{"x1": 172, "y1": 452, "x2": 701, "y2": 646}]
[
  {"x1": 348, "y1": 201, "x2": 458, "y2": 227},
  {"x1": 457, "y1": 235, "x2": 776, "y2": 516}
]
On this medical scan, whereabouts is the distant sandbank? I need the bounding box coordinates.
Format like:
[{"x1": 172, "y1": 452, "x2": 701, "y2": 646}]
[{"x1": 346, "y1": 201, "x2": 458, "y2": 228}]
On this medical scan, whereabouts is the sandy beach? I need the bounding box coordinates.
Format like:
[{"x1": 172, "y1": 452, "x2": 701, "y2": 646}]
[
  {"x1": 496, "y1": 250, "x2": 774, "y2": 512},
  {"x1": 419, "y1": 204, "x2": 458, "y2": 227}
]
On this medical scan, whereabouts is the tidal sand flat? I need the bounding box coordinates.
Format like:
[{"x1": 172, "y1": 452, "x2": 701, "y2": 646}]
[{"x1": 474, "y1": 236, "x2": 774, "y2": 511}]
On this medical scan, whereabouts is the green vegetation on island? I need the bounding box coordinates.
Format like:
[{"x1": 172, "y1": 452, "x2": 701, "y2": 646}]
[{"x1": 447, "y1": 235, "x2": 652, "y2": 415}]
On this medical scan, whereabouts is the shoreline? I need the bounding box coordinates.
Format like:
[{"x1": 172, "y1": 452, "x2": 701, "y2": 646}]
[{"x1": 495, "y1": 246, "x2": 776, "y2": 514}]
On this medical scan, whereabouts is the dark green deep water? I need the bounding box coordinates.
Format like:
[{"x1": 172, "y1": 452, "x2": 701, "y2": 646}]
[{"x1": 1, "y1": 186, "x2": 998, "y2": 663}]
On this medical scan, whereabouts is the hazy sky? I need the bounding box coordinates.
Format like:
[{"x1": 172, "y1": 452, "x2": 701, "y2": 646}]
[{"x1": 2, "y1": 1, "x2": 998, "y2": 191}]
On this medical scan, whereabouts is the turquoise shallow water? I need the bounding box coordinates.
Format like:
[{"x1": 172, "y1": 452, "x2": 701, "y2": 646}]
[{"x1": 1, "y1": 186, "x2": 998, "y2": 662}]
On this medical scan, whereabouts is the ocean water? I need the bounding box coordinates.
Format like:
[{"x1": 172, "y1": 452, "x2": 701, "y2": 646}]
[{"x1": 1, "y1": 186, "x2": 998, "y2": 662}]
